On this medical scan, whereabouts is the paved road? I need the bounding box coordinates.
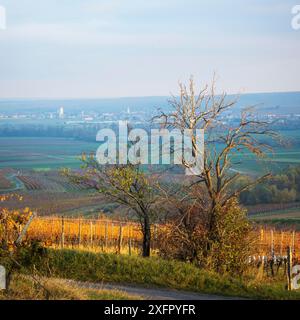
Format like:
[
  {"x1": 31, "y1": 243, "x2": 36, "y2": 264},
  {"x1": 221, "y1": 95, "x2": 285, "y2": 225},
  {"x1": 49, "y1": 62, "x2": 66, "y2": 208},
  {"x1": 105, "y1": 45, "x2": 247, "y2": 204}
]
[{"x1": 66, "y1": 280, "x2": 242, "y2": 300}]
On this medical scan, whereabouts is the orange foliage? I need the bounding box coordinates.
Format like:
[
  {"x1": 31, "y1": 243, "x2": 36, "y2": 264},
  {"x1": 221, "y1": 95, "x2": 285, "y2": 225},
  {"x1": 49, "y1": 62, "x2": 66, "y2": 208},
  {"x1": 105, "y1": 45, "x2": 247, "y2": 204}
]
[
  {"x1": 25, "y1": 217, "x2": 300, "y2": 258},
  {"x1": 27, "y1": 217, "x2": 144, "y2": 251},
  {"x1": 0, "y1": 194, "x2": 33, "y2": 252}
]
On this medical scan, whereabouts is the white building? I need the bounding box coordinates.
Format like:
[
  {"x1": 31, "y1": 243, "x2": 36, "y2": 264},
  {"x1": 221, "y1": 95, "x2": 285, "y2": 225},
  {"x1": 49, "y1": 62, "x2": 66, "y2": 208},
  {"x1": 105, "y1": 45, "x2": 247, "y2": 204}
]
[{"x1": 58, "y1": 107, "x2": 64, "y2": 119}]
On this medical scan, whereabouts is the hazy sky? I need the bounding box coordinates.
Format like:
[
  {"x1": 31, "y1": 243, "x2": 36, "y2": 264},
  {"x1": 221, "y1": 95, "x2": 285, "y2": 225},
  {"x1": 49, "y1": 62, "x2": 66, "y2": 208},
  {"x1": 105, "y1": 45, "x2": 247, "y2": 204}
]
[{"x1": 0, "y1": 0, "x2": 299, "y2": 98}]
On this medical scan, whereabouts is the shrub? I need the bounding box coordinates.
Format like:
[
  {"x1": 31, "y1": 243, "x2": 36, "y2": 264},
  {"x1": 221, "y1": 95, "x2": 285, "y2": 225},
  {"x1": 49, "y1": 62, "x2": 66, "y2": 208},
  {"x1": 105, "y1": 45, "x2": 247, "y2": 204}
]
[
  {"x1": 157, "y1": 197, "x2": 254, "y2": 275},
  {"x1": 0, "y1": 194, "x2": 43, "y2": 289}
]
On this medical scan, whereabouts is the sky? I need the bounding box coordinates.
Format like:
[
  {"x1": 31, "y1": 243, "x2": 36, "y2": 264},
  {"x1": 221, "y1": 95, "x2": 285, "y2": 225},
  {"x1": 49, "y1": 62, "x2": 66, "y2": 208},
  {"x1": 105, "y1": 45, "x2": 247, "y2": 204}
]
[{"x1": 0, "y1": 0, "x2": 299, "y2": 98}]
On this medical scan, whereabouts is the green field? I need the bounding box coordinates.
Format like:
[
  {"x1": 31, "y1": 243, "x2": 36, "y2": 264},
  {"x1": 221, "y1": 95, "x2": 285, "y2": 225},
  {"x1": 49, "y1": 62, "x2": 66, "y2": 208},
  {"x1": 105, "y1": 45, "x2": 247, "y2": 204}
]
[
  {"x1": 1, "y1": 130, "x2": 300, "y2": 174},
  {"x1": 0, "y1": 137, "x2": 99, "y2": 170},
  {"x1": 251, "y1": 207, "x2": 300, "y2": 229},
  {"x1": 0, "y1": 130, "x2": 300, "y2": 197}
]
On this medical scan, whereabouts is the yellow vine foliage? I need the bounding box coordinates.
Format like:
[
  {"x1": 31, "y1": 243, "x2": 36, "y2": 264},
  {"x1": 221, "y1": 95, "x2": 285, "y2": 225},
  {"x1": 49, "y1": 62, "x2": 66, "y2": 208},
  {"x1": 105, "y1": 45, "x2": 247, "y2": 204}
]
[{"x1": 0, "y1": 194, "x2": 33, "y2": 252}]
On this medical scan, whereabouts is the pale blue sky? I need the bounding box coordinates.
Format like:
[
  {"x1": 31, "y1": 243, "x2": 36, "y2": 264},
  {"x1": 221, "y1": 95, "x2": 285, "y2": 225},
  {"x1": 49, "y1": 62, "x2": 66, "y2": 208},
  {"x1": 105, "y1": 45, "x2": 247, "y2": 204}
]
[{"x1": 0, "y1": 0, "x2": 299, "y2": 98}]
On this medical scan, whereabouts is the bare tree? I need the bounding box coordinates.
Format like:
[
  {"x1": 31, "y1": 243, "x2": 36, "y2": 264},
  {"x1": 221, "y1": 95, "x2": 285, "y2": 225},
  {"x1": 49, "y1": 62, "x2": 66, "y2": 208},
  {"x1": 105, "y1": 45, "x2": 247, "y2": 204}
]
[{"x1": 156, "y1": 76, "x2": 277, "y2": 242}]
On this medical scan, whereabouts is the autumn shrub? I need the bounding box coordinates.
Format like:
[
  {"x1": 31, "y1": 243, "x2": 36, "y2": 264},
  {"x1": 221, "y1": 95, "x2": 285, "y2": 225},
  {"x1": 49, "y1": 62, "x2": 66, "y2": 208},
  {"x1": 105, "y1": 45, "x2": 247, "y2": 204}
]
[
  {"x1": 0, "y1": 194, "x2": 42, "y2": 288},
  {"x1": 157, "y1": 195, "x2": 255, "y2": 275},
  {"x1": 204, "y1": 199, "x2": 255, "y2": 274},
  {"x1": 157, "y1": 198, "x2": 210, "y2": 263}
]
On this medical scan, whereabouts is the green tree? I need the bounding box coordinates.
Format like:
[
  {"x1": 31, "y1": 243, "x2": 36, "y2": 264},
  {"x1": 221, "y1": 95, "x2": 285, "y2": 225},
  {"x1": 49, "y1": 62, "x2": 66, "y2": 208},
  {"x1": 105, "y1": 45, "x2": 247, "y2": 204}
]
[{"x1": 63, "y1": 161, "x2": 160, "y2": 257}]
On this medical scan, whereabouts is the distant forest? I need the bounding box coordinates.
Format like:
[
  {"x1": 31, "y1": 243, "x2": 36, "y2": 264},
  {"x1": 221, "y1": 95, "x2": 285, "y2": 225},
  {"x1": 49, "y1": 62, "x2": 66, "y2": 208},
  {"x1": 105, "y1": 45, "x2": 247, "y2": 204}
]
[{"x1": 240, "y1": 166, "x2": 300, "y2": 205}]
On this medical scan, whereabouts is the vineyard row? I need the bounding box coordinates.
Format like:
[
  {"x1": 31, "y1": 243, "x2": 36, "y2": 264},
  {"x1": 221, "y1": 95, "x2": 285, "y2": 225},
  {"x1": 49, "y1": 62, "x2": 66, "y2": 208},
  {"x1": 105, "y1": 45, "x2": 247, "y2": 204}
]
[{"x1": 27, "y1": 217, "x2": 300, "y2": 257}]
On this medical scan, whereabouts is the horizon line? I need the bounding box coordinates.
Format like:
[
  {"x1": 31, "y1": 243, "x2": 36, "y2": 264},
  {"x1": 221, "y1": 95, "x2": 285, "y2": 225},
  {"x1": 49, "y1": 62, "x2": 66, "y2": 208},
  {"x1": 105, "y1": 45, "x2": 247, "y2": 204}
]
[{"x1": 0, "y1": 90, "x2": 300, "y2": 101}]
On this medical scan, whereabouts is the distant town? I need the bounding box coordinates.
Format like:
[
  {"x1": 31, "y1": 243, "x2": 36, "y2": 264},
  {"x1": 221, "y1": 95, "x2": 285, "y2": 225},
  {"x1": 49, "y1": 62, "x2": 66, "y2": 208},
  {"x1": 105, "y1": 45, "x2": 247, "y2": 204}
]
[
  {"x1": 0, "y1": 106, "x2": 150, "y2": 125},
  {"x1": 1, "y1": 105, "x2": 300, "y2": 129}
]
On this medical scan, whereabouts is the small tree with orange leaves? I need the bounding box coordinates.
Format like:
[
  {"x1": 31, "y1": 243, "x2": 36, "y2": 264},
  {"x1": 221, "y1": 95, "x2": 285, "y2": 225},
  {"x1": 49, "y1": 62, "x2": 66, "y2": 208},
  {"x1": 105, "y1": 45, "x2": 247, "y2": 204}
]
[{"x1": 0, "y1": 194, "x2": 37, "y2": 290}]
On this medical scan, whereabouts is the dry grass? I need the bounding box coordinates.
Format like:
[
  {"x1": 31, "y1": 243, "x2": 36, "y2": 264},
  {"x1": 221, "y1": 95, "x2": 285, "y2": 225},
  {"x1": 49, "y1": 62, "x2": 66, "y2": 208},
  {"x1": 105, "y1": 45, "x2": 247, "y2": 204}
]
[{"x1": 0, "y1": 274, "x2": 140, "y2": 300}]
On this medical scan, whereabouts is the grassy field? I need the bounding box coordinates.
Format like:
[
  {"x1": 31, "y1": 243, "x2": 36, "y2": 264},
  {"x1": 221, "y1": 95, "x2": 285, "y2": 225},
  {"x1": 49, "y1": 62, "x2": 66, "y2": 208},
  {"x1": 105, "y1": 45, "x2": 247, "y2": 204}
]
[
  {"x1": 0, "y1": 131, "x2": 300, "y2": 173},
  {"x1": 251, "y1": 207, "x2": 300, "y2": 220},
  {"x1": 0, "y1": 132, "x2": 299, "y2": 194},
  {"x1": 30, "y1": 249, "x2": 300, "y2": 300},
  {"x1": 251, "y1": 207, "x2": 300, "y2": 229},
  {"x1": 0, "y1": 137, "x2": 99, "y2": 171},
  {"x1": 0, "y1": 274, "x2": 139, "y2": 300}
]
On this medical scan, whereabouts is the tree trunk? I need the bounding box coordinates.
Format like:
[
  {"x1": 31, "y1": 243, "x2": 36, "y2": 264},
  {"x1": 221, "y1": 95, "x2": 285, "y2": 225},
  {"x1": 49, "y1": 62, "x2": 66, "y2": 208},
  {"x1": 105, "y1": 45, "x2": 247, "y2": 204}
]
[
  {"x1": 209, "y1": 200, "x2": 219, "y2": 237},
  {"x1": 5, "y1": 268, "x2": 12, "y2": 292},
  {"x1": 142, "y1": 215, "x2": 151, "y2": 257},
  {"x1": 204, "y1": 199, "x2": 220, "y2": 256}
]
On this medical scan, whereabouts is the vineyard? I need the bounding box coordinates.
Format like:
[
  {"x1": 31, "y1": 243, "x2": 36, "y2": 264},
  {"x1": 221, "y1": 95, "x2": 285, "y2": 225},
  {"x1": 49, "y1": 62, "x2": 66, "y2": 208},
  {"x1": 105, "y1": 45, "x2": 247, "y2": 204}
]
[
  {"x1": 27, "y1": 216, "x2": 150, "y2": 255},
  {"x1": 27, "y1": 216, "x2": 300, "y2": 259},
  {"x1": 0, "y1": 168, "x2": 93, "y2": 194},
  {"x1": 0, "y1": 169, "x2": 14, "y2": 190},
  {"x1": 17, "y1": 171, "x2": 88, "y2": 192}
]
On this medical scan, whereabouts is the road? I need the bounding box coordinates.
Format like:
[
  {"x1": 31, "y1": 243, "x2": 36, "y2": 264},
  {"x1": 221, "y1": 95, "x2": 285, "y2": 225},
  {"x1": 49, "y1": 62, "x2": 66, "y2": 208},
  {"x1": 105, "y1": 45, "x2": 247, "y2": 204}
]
[
  {"x1": 0, "y1": 172, "x2": 24, "y2": 193},
  {"x1": 66, "y1": 280, "x2": 242, "y2": 300}
]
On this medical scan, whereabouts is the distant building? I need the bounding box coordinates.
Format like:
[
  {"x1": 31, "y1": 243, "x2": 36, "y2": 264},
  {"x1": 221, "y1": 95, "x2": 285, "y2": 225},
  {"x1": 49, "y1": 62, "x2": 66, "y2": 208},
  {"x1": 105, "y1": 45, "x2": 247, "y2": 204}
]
[{"x1": 58, "y1": 107, "x2": 64, "y2": 119}]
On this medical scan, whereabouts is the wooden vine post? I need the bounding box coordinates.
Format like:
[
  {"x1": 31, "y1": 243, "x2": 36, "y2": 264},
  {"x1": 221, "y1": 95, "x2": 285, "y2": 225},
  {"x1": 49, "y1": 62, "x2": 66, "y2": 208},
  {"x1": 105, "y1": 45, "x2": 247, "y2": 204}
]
[
  {"x1": 287, "y1": 246, "x2": 293, "y2": 291},
  {"x1": 128, "y1": 225, "x2": 132, "y2": 256},
  {"x1": 105, "y1": 221, "x2": 108, "y2": 250},
  {"x1": 292, "y1": 231, "x2": 295, "y2": 258},
  {"x1": 60, "y1": 216, "x2": 65, "y2": 249},
  {"x1": 118, "y1": 224, "x2": 123, "y2": 254},
  {"x1": 90, "y1": 221, "x2": 93, "y2": 247},
  {"x1": 270, "y1": 229, "x2": 274, "y2": 258},
  {"x1": 280, "y1": 231, "x2": 284, "y2": 256},
  {"x1": 78, "y1": 218, "x2": 82, "y2": 247}
]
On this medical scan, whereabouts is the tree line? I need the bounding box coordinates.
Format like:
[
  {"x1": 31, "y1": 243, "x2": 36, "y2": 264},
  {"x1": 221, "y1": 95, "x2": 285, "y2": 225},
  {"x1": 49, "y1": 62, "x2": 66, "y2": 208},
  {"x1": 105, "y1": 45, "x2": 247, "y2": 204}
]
[{"x1": 240, "y1": 166, "x2": 300, "y2": 205}]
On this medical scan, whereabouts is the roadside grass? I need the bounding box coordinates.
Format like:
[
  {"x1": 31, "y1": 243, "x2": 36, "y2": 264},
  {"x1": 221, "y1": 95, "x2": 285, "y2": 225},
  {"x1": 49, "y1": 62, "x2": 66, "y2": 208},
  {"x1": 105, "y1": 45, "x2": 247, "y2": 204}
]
[
  {"x1": 0, "y1": 274, "x2": 139, "y2": 300},
  {"x1": 30, "y1": 249, "x2": 300, "y2": 300}
]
